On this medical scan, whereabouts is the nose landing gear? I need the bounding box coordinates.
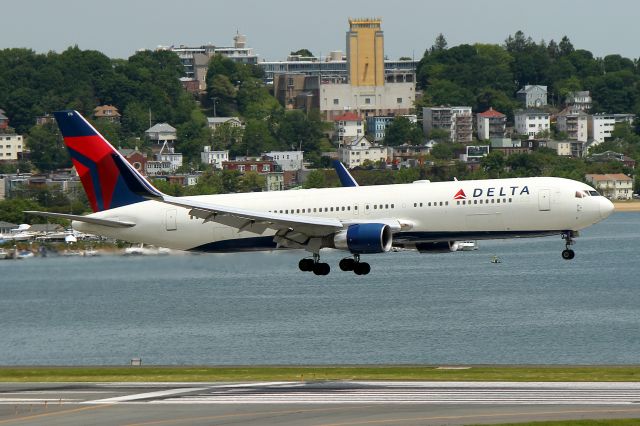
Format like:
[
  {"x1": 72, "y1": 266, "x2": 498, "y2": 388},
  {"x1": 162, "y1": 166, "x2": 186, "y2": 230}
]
[
  {"x1": 299, "y1": 253, "x2": 330, "y2": 275},
  {"x1": 339, "y1": 254, "x2": 371, "y2": 275},
  {"x1": 561, "y1": 231, "x2": 576, "y2": 260}
]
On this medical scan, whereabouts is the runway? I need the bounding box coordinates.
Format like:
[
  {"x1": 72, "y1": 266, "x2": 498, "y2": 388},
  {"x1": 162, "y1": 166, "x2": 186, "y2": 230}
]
[{"x1": 2, "y1": 381, "x2": 640, "y2": 425}]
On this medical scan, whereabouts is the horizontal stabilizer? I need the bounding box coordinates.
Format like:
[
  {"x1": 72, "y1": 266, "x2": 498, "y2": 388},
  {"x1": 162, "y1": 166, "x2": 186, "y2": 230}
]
[{"x1": 24, "y1": 211, "x2": 136, "y2": 228}]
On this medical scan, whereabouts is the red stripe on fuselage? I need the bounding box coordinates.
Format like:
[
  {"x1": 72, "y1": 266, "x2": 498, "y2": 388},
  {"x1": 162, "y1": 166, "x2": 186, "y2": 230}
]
[{"x1": 65, "y1": 135, "x2": 119, "y2": 211}]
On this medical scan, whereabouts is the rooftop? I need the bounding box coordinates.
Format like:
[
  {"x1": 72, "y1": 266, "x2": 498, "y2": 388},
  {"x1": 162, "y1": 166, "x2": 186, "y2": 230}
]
[
  {"x1": 146, "y1": 123, "x2": 176, "y2": 133},
  {"x1": 586, "y1": 173, "x2": 633, "y2": 181},
  {"x1": 478, "y1": 107, "x2": 505, "y2": 118},
  {"x1": 334, "y1": 112, "x2": 362, "y2": 122}
]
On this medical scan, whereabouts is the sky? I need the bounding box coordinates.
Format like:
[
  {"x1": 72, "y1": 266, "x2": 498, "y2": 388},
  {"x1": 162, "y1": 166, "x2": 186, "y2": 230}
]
[{"x1": 1, "y1": 0, "x2": 639, "y2": 61}]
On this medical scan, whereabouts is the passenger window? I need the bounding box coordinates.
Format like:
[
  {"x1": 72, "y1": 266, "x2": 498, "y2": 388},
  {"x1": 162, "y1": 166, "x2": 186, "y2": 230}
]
[
  {"x1": 497, "y1": 199, "x2": 500, "y2": 204},
  {"x1": 420, "y1": 203, "x2": 423, "y2": 207},
  {"x1": 414, "y1": 203, "x2": 417, "y2": 207},
  {"x1": 374, "y1": 205, "x2": 377, "y2": 209},
  {"x1": 474, "y1": 200, "x2": 477, "y2": 204},
  {"x1": 347, "y1": 206, "x2": 351, "y2": 211},
  {"x1": 325, "y1": 207, "x2": 328, "y2": 212},
  {"x1": 509, "y1": 198, "x2": 512, "y2": 203},
  {"x1": 330, "y1": 207, "x2": 334, "y2": 212},
  {"x1": 439, "y1": 202, "x2": 443, "y2": 206},
  {"x1": 445, "y1": 201, "x2": 448, "y2": 206},
  {"x1": 391, "y1": 204, "x2": 394, "y2": 208},
  {"x1": 428, "y1": 202, "x2": 431, "y2": 207}
]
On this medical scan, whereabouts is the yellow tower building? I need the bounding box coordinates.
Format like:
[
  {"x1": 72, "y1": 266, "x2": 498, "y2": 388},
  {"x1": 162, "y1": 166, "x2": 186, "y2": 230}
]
[{"x1": 346, "y1": 18, "x2": 384, "y2": 87}]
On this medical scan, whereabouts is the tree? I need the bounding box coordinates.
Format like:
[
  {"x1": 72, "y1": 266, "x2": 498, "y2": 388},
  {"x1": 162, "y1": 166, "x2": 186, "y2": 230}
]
[
  {"x1": 303, "y1": 169, "x2": 328, "y2": 188},
  {"x1": 481, "y1": 150, "x2": 505, "y2": 178},
  {"x1": 558, "y1": 36, "x2": 575, "y2": 56},
  {"x1": 384, "y1": 117, "x2": 423, "y2": 146},
  {"x1": 26, "y1": 123, "x2": 71, "y2": 171},
  {"x1": 238, "y1": 171, "x2": 265, "y2": 192},
  {"x1": 290, "y1": 49, "x2": 314, "y2": 57},
  {"x1": 431, "y1": 34, "x2": 448, "y2": 53}
]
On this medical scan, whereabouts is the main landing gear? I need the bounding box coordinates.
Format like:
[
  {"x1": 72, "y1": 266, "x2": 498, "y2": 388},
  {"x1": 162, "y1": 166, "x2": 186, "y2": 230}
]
[
  {"x1": 339, "y1": 254, "x2": 371, "y2": 275},
  {"x1": 298, "y1": 254, "x2": 330, "y2": 276},
  {"x1": 561, "y1": 231, "x2": 576, "y2": 260},
  {"x1": 298, "y1": 254, "x2": 371, "y2": 275}
]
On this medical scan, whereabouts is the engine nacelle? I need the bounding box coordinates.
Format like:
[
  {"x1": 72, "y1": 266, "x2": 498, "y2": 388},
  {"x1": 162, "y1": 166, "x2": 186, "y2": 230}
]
[
  {"x1": 415, "y1": 241, "x2": 459, "y2": 253},
  {"x1": 333, "y1": 223, "x2": 393, "y2": 254}
]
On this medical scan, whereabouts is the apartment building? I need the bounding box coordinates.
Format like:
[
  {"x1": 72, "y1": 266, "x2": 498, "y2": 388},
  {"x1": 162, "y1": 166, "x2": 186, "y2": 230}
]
[
  {"x1": 423, "y1": 106, "x2": 472, "y2": 142},
  {"x1": 517, "y1": 85, "x2": 547, "y2": 108},
  {"x1": 476, "y1": 107, "x2": 506, "y2": 141},
  {"x1": 0, "y1": 134, "x2": 24, "y2": 161},
  {"x1": 556, "y1": 109, "x2": 588, "y2": 142},
  {"x1": 585, "y1": 173, "x2": 634, "y2": 200},
  {"x1": 338, "y1": 136, "x2": 388, "y2": 168}
]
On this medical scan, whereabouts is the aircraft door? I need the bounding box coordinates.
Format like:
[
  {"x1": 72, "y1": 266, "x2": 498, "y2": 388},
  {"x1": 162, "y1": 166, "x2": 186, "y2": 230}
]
[
  {"x1": 165, "y1": 209, "x2": 177, "y2": 231},
  {"x1": 538, "y1": 189, "x2": 551, "y2": 211}
]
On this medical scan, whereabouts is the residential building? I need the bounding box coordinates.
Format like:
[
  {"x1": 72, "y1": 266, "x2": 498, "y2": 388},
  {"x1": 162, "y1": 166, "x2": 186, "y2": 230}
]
[
  {"x1": 319, "y1": 19, "x2": 415, "y2": 120},
  {"x1": 390, "y1": 143, "x2": 431, "y2": 167},
  {"x1": 545, "y1": 140, "x2": 572, "y2": 156},
  {"x1": 556, "y1": 108, "x2": 588, "y2": 142},
  {"x1": 585, "y1": 173, "x2": 634, "y2": 200},
  {"x1": 201, "y1": 146, "x2": 229, "y2": 169},
  {"x1": 156, "y1": 142, "x2": 182, "y2": 172},
  {"x1": 423, "y1": 106, "x2": 472, "y2": 142},
  {"x1": 565, "y1": 91, "x2": 592, "y2": 111},
  {"x1": 517, "y1": 85, "x2": 547, "y2": 108},
  {"x1": 263, "y1": 151, "x2": 304, "y2": 171},
  {"x1": 222, "y1": 159, "x2": 277, "y2": 174},
  {"x1": 145, "y1": 160, "x2": 173, "y2": 176},
  {"x1": 338, "y1": 136, "x2": 387, "y2": 168},
  {"x1": 145, "y1": 123, "x2": 177, "y2": 145},
  {"x1": 0, "y1": 134, "x2": 24, "y2": 161},
  {"x1": 35, "y1": 114, "x2": 55, "y2": 126},
  {"x1": 265, "y1": 172, "x2": 284, "y2": 191},
  {"x1": 272, "y1": 73, "x2": 319, "y2": 112},
  {"x1": 334, "y1": 112, "x2": 364, "y2": 143},
  {"x1": 514, "y1": 110, "x2": 550, "y2": 139},
  {"x1": 93, "y1": 105, "x2": 121, "y2": 123},
  {"x1": 476, "y1": 107, "x2": 506, "y2": 141},
  {"x1": 0, "y1": 109, "x2": 9, "y2": 130},
  {"x1": 589, "y1": 151, "x2": 636, "y2": 169},
  {"x1": 118, "y1": 148, "x2": 148, "y2": 174},
  {"x1": 207, "y1": 117, "x2": 243, "y2": 131},
  {"x1": 366, "y1": 115, "x2": 417, "y2": 142},
  {"x1": 587, "y1": 113, "x2": 636, "y2": 145},
  {"x1": 0, "y1": 221, "x2": 17, "y2": 234}
]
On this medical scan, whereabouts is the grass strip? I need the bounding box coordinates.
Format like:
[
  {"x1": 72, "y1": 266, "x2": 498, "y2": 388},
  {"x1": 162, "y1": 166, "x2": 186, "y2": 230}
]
[{"x1": 2, "y1": 365, "x2": 640, "y2": 382}]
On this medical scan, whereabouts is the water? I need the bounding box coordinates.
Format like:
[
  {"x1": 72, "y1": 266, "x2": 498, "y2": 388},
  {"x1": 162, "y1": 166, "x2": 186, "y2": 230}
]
[{"x1": 1, "y1": 212, "x2": 639, "y2": 366}]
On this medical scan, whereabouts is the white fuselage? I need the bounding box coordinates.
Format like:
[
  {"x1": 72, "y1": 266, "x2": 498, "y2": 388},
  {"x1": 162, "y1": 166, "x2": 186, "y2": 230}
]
[{"x1": 73, "y1": 177, "x2": 613, "y2": 252}]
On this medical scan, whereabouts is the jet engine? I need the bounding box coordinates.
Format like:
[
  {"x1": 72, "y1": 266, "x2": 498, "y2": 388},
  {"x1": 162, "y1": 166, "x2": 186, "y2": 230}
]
[
  {"x1": 415, "y1": 241, "x2": 459, "y2": 253},
  {"x1": 333, "y1": 223, "x2": 393, "y2": 254}
]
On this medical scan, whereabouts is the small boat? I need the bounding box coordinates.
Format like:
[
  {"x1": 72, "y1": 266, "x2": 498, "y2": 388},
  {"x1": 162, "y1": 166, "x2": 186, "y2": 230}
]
[
  {"x1": 490, "y1": 255, "x2": 501, "y2": 264},
  {"x1": 456, "y1": 241, "x2": 478, "y2": 251},
  {"x1": 0, "y1": 249, "x2": 9, "y2": 260}
]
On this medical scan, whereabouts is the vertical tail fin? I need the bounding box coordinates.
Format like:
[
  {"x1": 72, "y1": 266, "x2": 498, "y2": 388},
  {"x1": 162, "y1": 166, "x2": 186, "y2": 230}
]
[
  {"x1": 332, "y1": 160, "x2": 359, "y2": 187},
  {"x1": 54, "y1": 110, "x2": 155, "y2": 212}
]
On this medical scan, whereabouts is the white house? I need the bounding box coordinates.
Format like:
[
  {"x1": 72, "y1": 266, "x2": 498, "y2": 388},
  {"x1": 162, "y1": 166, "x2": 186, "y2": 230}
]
[
  {"x1": 145, "y1": 123, "x2": 177, "y2": 144},
  {"x1": 207, "y1": 117, "x2": 243, "y2": 131},
  {"x1": 0, "y1": 134, "x2": 24, "y2": 161},
  {"x1": 585, "y1": 173, "x2": 633, "y2": 200},
  {"x1": 334, "y1": 112, "x2": 363, "y2": 144},
  {"x1": 263, "y1": 151, "x2": 304, "y2": 171},
  {"x1": 514, "y1": 110, "x2": 550, "y2": 139},
  {"x1": 156, "y1": 141, "x2": 182, "y2": 172},
  {"x1": 201, "y1": 146, "x2": 229, "y2": 169},
  {"x1": 565, "y1": 91, "x2": 592, "y2": 111},
  {"x1": 338, "y1": 136, "x2": 387, "y2": 169}
]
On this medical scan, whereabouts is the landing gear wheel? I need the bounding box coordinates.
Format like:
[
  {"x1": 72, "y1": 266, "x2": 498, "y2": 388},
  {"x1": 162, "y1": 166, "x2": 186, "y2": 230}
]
[
  {"x1": 339, "y1": 258, "x2": 355, "y2": 271},
  {"x1": 353, "y1": 262, "x2": 371, "y2": 275},
  {"x1": 299, "y1": 258, "x2": 314, "y2": 272},
  {"x1": 313, "y1": 262, "x2": 330, "y2": 276},
  {"x1": 561, "y1": 232, "x2": 577, "y2": 261}
]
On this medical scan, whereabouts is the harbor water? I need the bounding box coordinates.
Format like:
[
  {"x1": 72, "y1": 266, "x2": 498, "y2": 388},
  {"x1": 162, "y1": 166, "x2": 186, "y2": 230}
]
[{"x1": 1, "y1": 212, "x2": 639, "y2": 366}]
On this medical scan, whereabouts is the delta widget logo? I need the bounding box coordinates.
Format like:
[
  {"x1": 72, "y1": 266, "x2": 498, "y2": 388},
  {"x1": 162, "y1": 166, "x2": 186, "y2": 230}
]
[{"x1": 453, "y1": 189, "x2": 466, "y2": 200}]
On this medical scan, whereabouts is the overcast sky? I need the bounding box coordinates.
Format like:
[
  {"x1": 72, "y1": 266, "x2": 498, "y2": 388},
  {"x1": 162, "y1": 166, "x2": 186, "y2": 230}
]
[{"x1": 2, "y1": 0, "x2": 638, "y2": 61}]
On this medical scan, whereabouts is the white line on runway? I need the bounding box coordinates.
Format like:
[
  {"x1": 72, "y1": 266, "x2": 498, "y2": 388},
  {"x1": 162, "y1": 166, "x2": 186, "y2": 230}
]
[{"x1": 83, "y1": 387, "x2": 209, "y2": 404}]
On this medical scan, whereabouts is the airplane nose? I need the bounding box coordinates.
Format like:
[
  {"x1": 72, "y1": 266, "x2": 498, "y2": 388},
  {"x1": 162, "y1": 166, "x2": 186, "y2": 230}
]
[{"x1": 599, "y1": 198, "x2": 615, "y2": 219}]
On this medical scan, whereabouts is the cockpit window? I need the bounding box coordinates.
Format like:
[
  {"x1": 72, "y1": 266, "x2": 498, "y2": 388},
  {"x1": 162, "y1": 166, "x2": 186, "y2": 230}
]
[
  {"x1": 575, "y1": 191, "x2": 585, "y2": 198},
  {"x1": 589, "y1": 190, "x2": 600, "y2": 196}
]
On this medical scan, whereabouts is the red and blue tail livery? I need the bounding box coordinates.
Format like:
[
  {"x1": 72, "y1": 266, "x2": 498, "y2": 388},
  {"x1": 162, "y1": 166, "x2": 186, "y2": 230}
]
[{"x1": 54, "y1": 110, "x2": 148, "y2": 212}]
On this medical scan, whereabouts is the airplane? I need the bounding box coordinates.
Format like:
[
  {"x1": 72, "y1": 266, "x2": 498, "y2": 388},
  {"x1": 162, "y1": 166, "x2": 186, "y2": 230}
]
[{"x1": 26, "y1": 110, "x2": 614, "y2": 276}]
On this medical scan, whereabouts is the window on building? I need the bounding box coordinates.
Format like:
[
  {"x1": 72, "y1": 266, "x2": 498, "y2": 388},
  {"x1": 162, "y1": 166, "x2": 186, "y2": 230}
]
[
  {"x1": 333, "y1": 99, "x2": 339, "y2": 105},
  {"x1": 365, "y1": 98, "x2": 371, "y2": 104},
  {"x1": 397, "y1": 98, "x2": 402, "y2": 103}
]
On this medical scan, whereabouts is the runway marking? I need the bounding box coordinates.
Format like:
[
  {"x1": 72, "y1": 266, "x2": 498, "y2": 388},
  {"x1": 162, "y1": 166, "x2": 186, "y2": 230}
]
[{"x1": 84, "y1": 387, "x2": 208, "y2": 404}]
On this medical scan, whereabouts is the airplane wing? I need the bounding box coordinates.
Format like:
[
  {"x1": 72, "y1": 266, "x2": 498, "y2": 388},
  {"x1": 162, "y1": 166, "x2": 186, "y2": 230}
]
[
  {"x1": 24, "y1": 211, "x2": 136, "y2": 228},
  {"x1": 162, "y1": 195, "x2": 345, "y2": 248}
]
